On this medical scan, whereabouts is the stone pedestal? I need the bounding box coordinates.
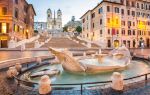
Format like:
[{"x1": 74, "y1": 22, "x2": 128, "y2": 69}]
[
  {"x1": 15, "y1": 63, "x2": 22, "y2": 72},
  {"x1": 21, "y1": 44, "x2": 25, "y2": 51},
  {"x1": 8, "y1": 40, "x2": 16, "y2": 48},
  {"x1": 111, "y1": 72, "x2": 124, "y2": 91},
  {"x1": 39, "y1": 75, "x2": 51, "y2": 95},
  {"x1": 7, "y1": 67, "x2": 18, "y2": 78},
  {"x1": 87, "y1": 42, "x2": 91, "y2": 48},
  {"x1": 34, "y1": 40, "x2": 40, "y2": 48},
  {"x1": 36, "y1": 57, "x2": 42, "y2": 64}
]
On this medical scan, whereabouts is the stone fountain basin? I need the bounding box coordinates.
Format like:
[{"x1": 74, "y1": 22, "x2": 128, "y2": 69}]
[{"x1": 78, "y1": 57, "x2": 130, "y2": 74}]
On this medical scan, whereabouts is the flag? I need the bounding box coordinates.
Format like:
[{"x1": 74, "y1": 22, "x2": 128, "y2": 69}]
[{"x1": 112, "y1": 28, "x2": 116, "y2": 35}]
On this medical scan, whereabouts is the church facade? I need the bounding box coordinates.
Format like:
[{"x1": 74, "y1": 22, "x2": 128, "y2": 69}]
[
  {"x1": 34, "y1": 8, "x2": 62, "y2": 32},
  {"x1": 47, "y1": 9, "x2": 62, "y2": 30}
]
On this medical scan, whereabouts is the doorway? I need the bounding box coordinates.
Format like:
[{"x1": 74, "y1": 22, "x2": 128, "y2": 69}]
[
  {"x1": 1, "y1": 40, "x2": 8, "y2": 48},
  {"x1": 146, "y1": 38, "x2": 150, "y2": 48},
  {"x1": 107, "y1": 39, "x2": 111, "y2": 48}
]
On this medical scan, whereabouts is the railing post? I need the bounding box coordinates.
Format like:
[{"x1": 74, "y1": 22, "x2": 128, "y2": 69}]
[
  {"x1": 145, "y1": 74, "x2": 148, "y2": 85},
  {"x1": 27, "y1": 63, "x2": 29, "y2": 69},
  {"x1": 81, "y1": 84, "x2": 83, "y2": 95}
]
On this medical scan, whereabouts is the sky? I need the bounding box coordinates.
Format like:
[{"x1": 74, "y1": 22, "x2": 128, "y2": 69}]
[{"x1": 27, "y1": 0, "x2": 102, "y2": 26}]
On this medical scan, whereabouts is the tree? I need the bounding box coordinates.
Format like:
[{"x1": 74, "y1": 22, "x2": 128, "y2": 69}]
[
  {"x1": 76, "y1": 26, "x2": 82, "y2": 33},
  {"x1": 34, "y1": 30, "x2": 39, "y2": 33},
  {"x1": 63, "y1": 26, "x2": 68, "y2": 32}
]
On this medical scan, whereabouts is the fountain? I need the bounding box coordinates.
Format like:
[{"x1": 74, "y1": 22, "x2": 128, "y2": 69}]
[
  {"x1": 18, "y1": 45, "x2": 150, "y2": 86},
  {"x1": 48, "y1": 46, "x2": 131, "y2": 74}
]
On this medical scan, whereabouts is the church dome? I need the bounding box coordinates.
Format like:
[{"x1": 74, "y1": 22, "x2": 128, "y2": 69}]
[{"x1": 47, "y1": 8, "x2": 52, "y2": 14}]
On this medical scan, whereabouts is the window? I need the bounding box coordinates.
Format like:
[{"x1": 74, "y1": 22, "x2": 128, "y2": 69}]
[
  {"x1": 128, "y1": 21, "x2": 131, "y2": 26},
  {"x1": 2, "y1": 7, "x2": 7, "y2": 15},
  {"x1": 132, "y1": 11, "x2": 135, "y2": 17},
  {"x1": 136, "y1": 12, "x2": 140, "y2": 17},
  {"x1": 2, "y1": 23, "x2": 6, "y2": 33},
  {"x1": 15, "y1": 0, "x2": 18, "y2": 4},
  {"x1": 100, "y1": 30, "x2": 102, "y2": 35},
  {"x1": 24, "y1": 5, "x2": 28, "y2": 13},
  {"x1": 107, "y1": 18, "x2": 110, "y2": 23},
  {"x1": 127, "y1": 10, "x2": 130, "y2": 15},
  {"x1": 137, "y1": 3, "x2": 139, "y2": 8},
  {"x1": 114, "y1": 7, "x2": 119, "y2": 13},
  {"x1": 126, "y1": 1, "x2": 130, "y2": 6},
  {"x1": 122, "y1": 29, "x2": 125, "y2": 35},
  {"x1": 107, "y1": 6, "x2": 110, "y2": 12},
  {"x1": 116, "y1": 30, "x2": 119, "y2": 35},
  {"x1": 14, "y1": 8, "x2": 18, "y2": 19},
  {"x1": 133, "y1": 22, "x2": 135, "y2": 26},
  {"x1": 100, "y1": 19, "x2": 102, "y2": 25},
  {"x1": 121, "y1": 21, "x2": 125, "y2": 26},
  {"x1": 131, "y1": 1, "x2": 135, "y2": 7},
  {"x1": 92, "y1": 13, "x2": 95, "y2": 18},
  {"x1": 82, "y1": 18, "x2": 85, "y2": 23},
  {"x1": 133, "y1": 30, "x2": 135, "y2": 35},
  {"x1": 93, "y1": 23, "x2": 95, "y2": 28},
  {"x1": 116, "y1": 19, "x2": 119, "y2": 24},
  {"x1": 108, "y1": 29, "x2": 110, "y2": 35},
  {"x1": 128, "y1": 30, "x2": 131, "y2": 35},
  {"x1": 141, "y1": 4, "x2": 144, "y2": 9},
  {"x1": 99, "y1": 7, "x2": 103, "y2": 14},
  {"x1": 121, "y1": 9, "x2": 124, "y2": 15},
  {"x1": 0, "y1": 23, "x2": 9, "y2": 33}
]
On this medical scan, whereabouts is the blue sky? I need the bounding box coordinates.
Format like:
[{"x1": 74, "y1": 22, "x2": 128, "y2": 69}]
[{"x1": 27, "y1": 0, "x2": 101, "y2": 26}]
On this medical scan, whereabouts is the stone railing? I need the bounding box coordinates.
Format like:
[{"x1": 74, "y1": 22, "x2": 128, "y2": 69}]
[
  {"x1": 0, "y1": 55, "x2": 53, "y2": 69},
  {"x1": 8, "y1": 35, "x2": 40, "y2": 48}
]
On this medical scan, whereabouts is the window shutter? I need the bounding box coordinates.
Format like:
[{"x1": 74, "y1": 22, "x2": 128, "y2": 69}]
[
  {"x1": 6, "y1": 23, "x2": 9, "y2": 33},
  {"x1": 0, "y1": 23, "x2": 2, "y2": 33}
]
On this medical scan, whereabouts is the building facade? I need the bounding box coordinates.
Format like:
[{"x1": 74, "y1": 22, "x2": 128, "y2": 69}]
[
  {"x1": 0, "y1": 0, "x2": 36, "y2": 48},
  {"x1": 34, "y1": 22, "x2": 47, "y2": 31},
  {"x1": 64, "y1": 16, "x2": 82, "y2": 32},
  {"x1": 34, "y1": 8, "x2": 62, "y2": 33},
  {"x1": 47, "y1": 9, "x2": 62, "y2": 30},
  {"x1": 81, "y1": 0, "x2": 150, "y2": 48}
]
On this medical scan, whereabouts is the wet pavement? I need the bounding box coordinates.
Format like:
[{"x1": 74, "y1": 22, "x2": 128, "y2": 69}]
[{"x1": 0, "y1": 51, "x2": 50, "y2": 62}]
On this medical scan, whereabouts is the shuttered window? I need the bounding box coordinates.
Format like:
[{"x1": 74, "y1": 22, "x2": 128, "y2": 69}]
[{"x1": 0, "y1": 23, "x2": 2, "y2": 33}]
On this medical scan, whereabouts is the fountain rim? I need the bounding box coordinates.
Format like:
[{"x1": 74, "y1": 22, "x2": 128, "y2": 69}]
[{"x1": 14, "y1": 57, "x2": 150, "y2": 88}]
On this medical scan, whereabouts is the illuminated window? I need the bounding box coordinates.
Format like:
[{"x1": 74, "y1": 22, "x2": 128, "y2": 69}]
[
  {"x1": 14, "y1": 25, "x2": 19, "y2": 32},
  {"x1": 2, "y1": 23, "x2": 7, "y2": 33},
  {"x1": 2, "y1": 7, "x2": 7, "y2": 15}
]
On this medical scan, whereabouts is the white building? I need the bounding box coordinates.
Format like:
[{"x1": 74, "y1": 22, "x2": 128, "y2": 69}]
[
  {"x1": 64, "y1": 16, "x2": 82, "y2": 32},
  {"x1": 34, "y1": 22, "x2": 47, "y2": 31},
  {"x1": 34, "y1": 8, "x2": 62, "y2": 33},
  {"x1": 81, "y1": 0, "x2": 150, "y2": 48},
  {"x1": 47, "y1": 9, "x2": 62, "y2": 30}
]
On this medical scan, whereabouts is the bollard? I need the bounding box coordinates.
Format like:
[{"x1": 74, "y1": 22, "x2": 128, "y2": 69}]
[
  {"x1": 111, "y1": 72, "x2": 124, "y2": 91},
  {"x1": 39, "y1": 75, "x2": 51, "y2": 95},
  {"x1": 37, "y1": 57, "x2": 42, "y2": 64},
  {"x1": 15, "y1": 63, "x2": 22, "y2": 72},
  {"x1": 7, "y1": 67, "x2": 18, "y2": 78},
  {"x1": 83, "y1": 52, "x2": 86, "y2": 57},
  {"x1": 99, "y1": 49, "x2": 102, "y2": 54}
]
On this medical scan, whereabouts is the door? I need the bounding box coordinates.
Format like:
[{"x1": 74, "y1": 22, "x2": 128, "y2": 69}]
[
  {"x1": 146, "y1": 39, "x2": 150, "y2": 48},
  {"x1": 108, "y1": 40, "x2": 111, "y2": 48},
  {"x1": 127, "y1": 41, "x2": 130, "y2": 48},
  {"x1": 1, "y1": 40, "x2": 8, "y2": 48}
]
